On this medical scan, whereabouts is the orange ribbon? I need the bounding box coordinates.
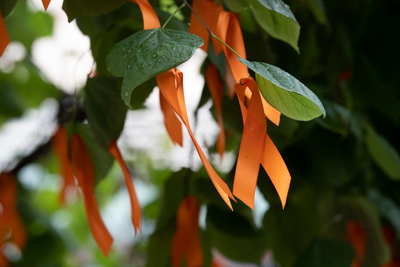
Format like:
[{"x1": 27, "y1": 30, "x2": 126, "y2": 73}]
[
  {"x1": 156, "y1": 69, "x2": 234, "y2": 209},
  {"x1": 206, "y1": 64, "x2": 225, "y2": 160},
  {"x1": 108, "y1": 140, "x2": 141, "y2": 234},
  {"x1": 233, "y1": 78, "x2": 290, "y2": 209},
  {"x1": 0, "y1": 12, "x2": 10, "y2": 57},
  {"x1": 129, "y1": 0, "x2": 160, "y2": 30},
  {"x1": 160, "y1": 91, "x2": 183, "y2": 146},
  {"x1": 188, "y1": 0, "x2": 223, "y2": 52},
  {"x1": 347, "y1": 220, "x2": 366, "y2": 267},
  {"x1": 171, "y1": 197, "x2": 203, "y2": 267},
  {"x1": 52, "y1": 126, "x2": 76, "y2": 205},
  {"x1": 0, "y1": 173, "x2": 26, "y2": 266},
  {"x1": 42, "y1": 0, "x2": 51, "y2": 10},
  {"x1": 69, "y1": 134, "x2": 113, "y2": 256}
]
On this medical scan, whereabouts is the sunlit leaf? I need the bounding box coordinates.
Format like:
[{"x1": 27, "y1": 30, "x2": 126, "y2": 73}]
[
  {"x1": 107, "y1": 28, "x2": 203, "y2": 108},
  {"x1": 365, "y1": 127, "x2": 400, "y2": 180},
  {"x1": 239, "y1": 58, "x2": 326, "y2": 121},
  {"x1": 249, "y1": 0, "x2": 300, "y2": 52}
]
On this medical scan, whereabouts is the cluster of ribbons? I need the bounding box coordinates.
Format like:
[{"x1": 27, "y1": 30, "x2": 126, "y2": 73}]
[
  {"x1": 0, "y1": 173, "x2": 26, "y2": 267},
  {"x1": 51, "y1": 126, "x2": 141, "y2": 256}
]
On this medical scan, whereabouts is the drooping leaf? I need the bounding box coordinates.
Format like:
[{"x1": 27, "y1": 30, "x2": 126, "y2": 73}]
[
  {"x1": 0, "y1": 0, "x2": 17, "y2": 18},
  {"x1": 293, "y1": 237, "x2": 354, "y2": 267},
  {"x1": 365, "y1": 127, "x2": 400, "y2": 180},
  {"x1": 239, "y1": 58, "x2": 326, "y2": 121},
  {"x1": 107, "y1": 28, "x2": 203, "y2": 108},
  {"x1": 85, "y1": 76, "x2": 127, "y2": 149},
  {"x1": 249, "y1": 0, "x2": 300, "y2": 52},
  {"x1": 62, "y1": 0, "x2": 127, "y2": 22}
]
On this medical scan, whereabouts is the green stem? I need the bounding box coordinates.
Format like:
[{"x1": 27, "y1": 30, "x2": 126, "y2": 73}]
[
  {"x1": 182, "y1": 0, "x2": 242, "y2": 58},
  {"x1": 211, "y1": 35, "x2": 241, "y2": 58},
  {"x1": 162, "y1": 3, "x2": 185, "y2": 29}
]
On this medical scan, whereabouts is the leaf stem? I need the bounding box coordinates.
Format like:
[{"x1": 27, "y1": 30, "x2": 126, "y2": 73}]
[
  {"x1": 182, "y1": 0, "x2": 242, "y2": 58},
  {"x1": 162, "y1": 3, "x2": 186, "y2": 28}
]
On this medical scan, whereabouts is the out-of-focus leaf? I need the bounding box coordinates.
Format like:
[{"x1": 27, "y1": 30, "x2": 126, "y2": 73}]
[
  {"x1": 146, "y1": 221, "x2": 175, "y2": 267},
  {"x1": 206, "y1": 205, "x2": 268, "y2": 264},
  {"x1": 249, "y1": 0, "x2": 300, "y2": 52},
  {"x1": 226, "y1": 0, "x2": 249, "y2": 13},
  {"x1": 293, "y1": 237, "x2": 354, "y2": 267},
  {"x1": 130, "y1": 77, "x2": 157, "y2": 109},
  {"x1": 66, "y1": 123, "x2": 114, "y2": 184},
  {"x1": 365, "y1": 127, "x2": 400, "y2": 180},
  {"x1": 0, "y1": 0, "x2": 17, "y2": 18},
  {"x1": 62, "y1": 0, "x2": 127, "y2": 22},
  {"x1": 85, "y1": 76, "x2": 127, "y2": 149},
  {"x1": 107, "y1": 29, "x2": 203, "y2": 107},
  {"x1": 316, "y1": 100, "x2": 351, "y2": 135},
  {"x1": 368, "y1": 188, "x2": 400, "y2": 239},
  {"x1": 340, "y1": 196, "x2": 390, "y2": 267},
  {"x1": 239, "y1": 58, "x2": 326, "y2": 121},
  {"x1": 306, "y1": 0, "x2": 328, "y2": 25}
]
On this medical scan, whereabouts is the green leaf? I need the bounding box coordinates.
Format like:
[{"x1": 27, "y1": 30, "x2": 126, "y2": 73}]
[
  {"x1": 365, "y1": 127, "x2": 400, "y2": 180},
  {"x1": 249, "y1": 0, "x2": 300, "y2": 52},
  {"x1": 130, "y1": 77, "x2": 157, "y2": 109},
  {"x1": 293, "y1": 237, "x2": 354, "y2": 267},
  {"x1": 226, "y1": 0, "x2": 249, "y2": 13},
  {"x1": 107, "y1": 28, "x2": 203, "y2": 108},
  {"x1": 0, "y1": 0, "x2": 17, "y2": 18},
  {"x1": 85, "y1": 76, "x2": 127, "y2": 149},
  {"x1": 206, "y1": 205, "x2": 268, "y2": 263},
  {"x1": 62, "y1": 0, "x2": 127, "y2": 22},
  {"x1": 306, "y1": 0, "x2": 328, "y2": 26},
  {"x1": 239, "y1": 58, "x2": 326, "y2": 121},
  {"x1": 316, "y1": 100, "x2": 351, "y2": 135}
]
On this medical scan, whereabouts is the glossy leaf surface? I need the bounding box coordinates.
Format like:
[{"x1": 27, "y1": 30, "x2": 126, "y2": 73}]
[
  {"x1": 239, "y1": 58, "x2": 325, "y2": 121},
  {"x1": 107, "y1": 28, "x2": 203, "y2": 107}
]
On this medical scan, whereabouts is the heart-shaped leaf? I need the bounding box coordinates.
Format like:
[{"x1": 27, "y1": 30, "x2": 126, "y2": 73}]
[
  {"x1": 239, "y1": 58, "x2": 326, "y2": 121},
  {"x1": 107, "y1": 28, "x2": 203, "y2": 108}
]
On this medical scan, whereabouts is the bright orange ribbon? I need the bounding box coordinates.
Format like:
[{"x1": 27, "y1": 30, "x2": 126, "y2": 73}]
[
  {"x1": 160, "y1": 91, "x2": 183, "y2": 146},
  {"x1": 52, "y1": 126, "x2": 76, "y2": 205},
  {"x1": 171, "y1": 196, "x2": 203, "y2": 267},
  {"x1": 347, "y1": 220, "x2": 366, "y2": 267},
  {"x1": 156, "y1": 69, "x2": 234, "y2": 209},
  {"x1": 233, "y1": 78, "x2": 290, "y2": 209},
  {"x1": 129, "y1": 0, "x2": 160, "y2": 30},
  {"x1": 108, "y1": 140, "x2": 141, "y2": 234},
  {"x1": 69, "y1": 134, "x2": 113, "y2": 256},
  {"x1": 188, "y1": 0, "x2": 223, "y2": 52},
  {"x1": 0, "y1": 173, "x2": 26, "y2": 266},
  {"x1": 206, "y1": 64, "x2": 225, "y2": 160},
  {"x1": 42, "y1": 0, "x2": 51, "y2": 10},
  {"x1": 0, "y1": 12, "x2": 10, "y2": 58}
]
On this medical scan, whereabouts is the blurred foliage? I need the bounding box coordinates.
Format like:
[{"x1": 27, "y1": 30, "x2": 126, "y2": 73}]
[{"x1": 1, "y1": 0, "x2": 400, "y2": 266}]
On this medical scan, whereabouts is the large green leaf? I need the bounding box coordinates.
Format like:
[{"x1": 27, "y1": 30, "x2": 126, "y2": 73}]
[
  {"x1": 249, "y1": 0, "x2": 300, "y2": 52},
  {"x1": 62, "y1": 0, "x2": 127, "y2": 22},
  {"x1": 239, "y1": 58, "x2": 326, "y2": 121},
  {"x1": 365, "y1": 127, "x2": 400, "y2": 180},
  {"x1": 84, "y1": 76, "x2": 127, "y2": 149},
  {"x1": 293, "y1": 237, "x2": 354, "y2": 267},
  {"x1": 107, "y1": 28, "x2": 203, "y2": 107}
]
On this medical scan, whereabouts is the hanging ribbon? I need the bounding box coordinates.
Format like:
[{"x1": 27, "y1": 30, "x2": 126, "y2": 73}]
[
  {"x1": 129, "y1": 0, "x2": 160, "y2": 30},
  {"x1": 189, "y1": 0, "x2": 223, "y2": 52},
  {"x1": 160, "y1": 91, "x2": 183, "y2": 146},
  {"x1": 42, "y1": 0, "x2": 51, "y2": 10},
  {"x1": 0, "y1": 12, "x2": 10, "y2": 58},
  {"x1": 233, "y1": 78, "x2": 290, "y2": 209},
  {"x1": 171, "y1": 196, "x2": 203, "y2": 267},
  {"x1": 0, "y1": 173, "x2": 26, "y2": 266},
  {"x1": 347, "y1": 220, "x2": 366, "y2": 267},
  {"x1": 108, "y1": 140, "x2": 141, "y2": 234},
  {"x1": 156, "y1": 69, "x2": 234, "y2": 209},
  {"x1": 206, "y1": 64, "x2": 225, "y2": 160},
  {"x1": 69, "y1": 134, "x2": 113, "y2": 256},
  {"x1": 52, "y1": 126, "x2": 76, "y2": 205}
]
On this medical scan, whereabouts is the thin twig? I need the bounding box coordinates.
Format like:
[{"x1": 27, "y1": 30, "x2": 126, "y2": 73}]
[{"x1": 162, "y1": 3, "x2": 185, "y2": 28}]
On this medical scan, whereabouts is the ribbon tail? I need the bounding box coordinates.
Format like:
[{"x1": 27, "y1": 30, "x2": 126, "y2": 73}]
[
  {"x1": 159, "y1": 90, "x2": 183, "y2": 146},
  {"x1": 70, "y1": 135, "x2": 113, "y2": 256},
  {"x1": 260, "y1": 95, "x2": 281, "y2": 126},
  {"x1": 108, "y1": 140, "x2": 141, "y2": 234},
  {"x1": 129, "y1": 0, "x2": 161, "y2": 29},
  {"x1": 42, "y1": 0, "x2": 51, "y2": 10},
  {"x1": 260, "y1": 134, "x2": 291, "y2": 209}
]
